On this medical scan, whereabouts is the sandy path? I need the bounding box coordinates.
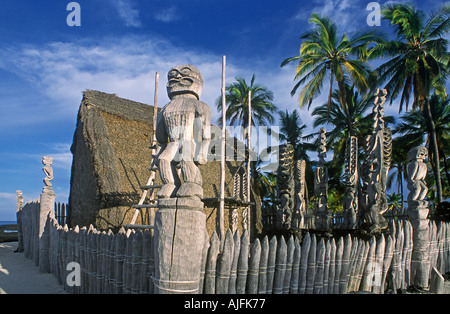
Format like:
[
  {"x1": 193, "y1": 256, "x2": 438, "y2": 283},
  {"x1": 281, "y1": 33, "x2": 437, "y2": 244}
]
[{"x1": 0, "y1": 242, "x2": 67, "y2": 294}]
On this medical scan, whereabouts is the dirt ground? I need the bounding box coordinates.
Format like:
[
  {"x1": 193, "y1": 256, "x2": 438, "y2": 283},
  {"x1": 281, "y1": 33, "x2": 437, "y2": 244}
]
[{"x1": 0, "y1": 241, "x2": 449, "y2": 294}]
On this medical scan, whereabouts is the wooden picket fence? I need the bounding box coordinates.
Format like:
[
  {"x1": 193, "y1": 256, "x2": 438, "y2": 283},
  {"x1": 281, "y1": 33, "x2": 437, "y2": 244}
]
[
  {"x1": 18, "y1": 200, "x2": 450, "y2": 294},
  {"x1": 20, "y1": 200, "x2": 40, "y2": 266},
  {"x1": 202, "y1": 219, "x2": 449, "y2": 294},
  {"x1": 47, "y1": 223, "x2": 155, "y2": 294}
]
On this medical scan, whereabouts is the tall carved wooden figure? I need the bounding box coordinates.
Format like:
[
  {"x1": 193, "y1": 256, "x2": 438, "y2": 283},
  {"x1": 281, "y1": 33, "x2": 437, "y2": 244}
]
[
  {"x1": 361, "y1": 89, "x2": 391, "y2": 234},
  {"x1": 153, "y1": 64, "x2": 211, "y2": 294},
  {"x1": 407, "y1": 146, "x2": 430, "y2": 288},
  {"x1": 276, "y1": 144, "x2": 295, "y2": 230},
  {"x1": 314, "y1": 128, "x2": 330, "y2": 229},
  {"x1": 293, "y1": 160, "x2": 307, "y2": 230},
  {"x1": 343, "y1": 136, "x2": 358, "y2": 229}
]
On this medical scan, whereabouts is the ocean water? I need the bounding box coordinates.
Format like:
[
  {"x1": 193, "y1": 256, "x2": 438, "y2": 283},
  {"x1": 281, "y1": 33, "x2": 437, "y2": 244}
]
[
  {"x1": 0, "y1": 221, "x2": 17, "y2": 233},
  {"x1": 0, "y1": 221, "x2": 17, "y2": 226}
]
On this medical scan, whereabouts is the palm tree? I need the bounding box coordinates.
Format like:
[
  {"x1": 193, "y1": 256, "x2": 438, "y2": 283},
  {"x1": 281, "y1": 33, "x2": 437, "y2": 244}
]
[
  {"x1": 278, "y1": 109, "x2": 312, "y2": 160},
  {"x1": 369, "y1": 3, "x2": 450, "y2": 203},
  {"x1": 281, "y1": 13, "x2": 385, "y2": 136},
  {"x1": 253, "y1": 159, "x2": 277, "y2": 216},
  {"x1": 387, "y1": 193, "x2": 403, "y2": 216},
  {"x1": 311, "y1": 84, "x2": 395, "y2": 171},
  {"x1": 278, "y1": 109, "x2": 315, "y2": 200},
  {"x1": 441, "y1": 131, "x2": 450, "y2": 191},
  {"x1": 216, "y1": 75, "x2": 277, "y2": 234},
  {"x1": 387, "y1": 137, "x2": 418, "y2": 213},
  {"x1": 216, "y1": 74, "x2": 276, "y2": 139},
  {"x1": 393, "y1": 95, "x2": 450, "y2": 196}
]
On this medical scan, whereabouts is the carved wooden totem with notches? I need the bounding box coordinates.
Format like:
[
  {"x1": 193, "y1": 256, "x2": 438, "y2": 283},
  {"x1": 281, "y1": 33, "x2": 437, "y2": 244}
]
[{"x1": 360, "y1": 89, "x2": 392, "y2": 234}]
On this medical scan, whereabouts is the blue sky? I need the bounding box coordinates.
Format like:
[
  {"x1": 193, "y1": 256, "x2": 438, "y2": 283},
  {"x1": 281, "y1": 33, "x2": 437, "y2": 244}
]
[{"x1": 0, "y1": 0, "x2": 447, "y2": 221}]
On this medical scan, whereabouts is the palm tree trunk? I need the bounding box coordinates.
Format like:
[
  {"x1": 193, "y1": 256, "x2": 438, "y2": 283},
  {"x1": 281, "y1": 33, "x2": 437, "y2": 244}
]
[
  {"x1": 327, "y1": 75, "x2": 334, "y2": 115},
  {"x1": 250, "y1": 164, "x2": 263, "y2": 235},
  {"x1": 337, "y1": 79, "x2": 355, "y2": 137},
  {"x1": 441, "y1": 151, "x2": 450, "y2": 189},
  {"x1": 424, "y1": 98, "x2": 443, "y2": 203},
  {"x1": 400, "y1": 165, "x2": 404, "y2": 214}
]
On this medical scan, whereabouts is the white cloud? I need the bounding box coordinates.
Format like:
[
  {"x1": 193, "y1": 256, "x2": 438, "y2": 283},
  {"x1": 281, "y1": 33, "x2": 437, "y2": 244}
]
[
  {"x1": 154, "y1": 7, "x2": 179, "y2": 23},
  {"x1": 293, "y1": 0, "x2": 368, "y2": 33},
  {"x1": 0, "y1": 192, "x2": 17, "y2": 201},
  {"x1": 46, "y1": 143, "x2": 73, "y2": 171},
  {"x1": 0, "y1": 34, "x2": 322, "y2": 146},
  {"x1": 111, "y1": 0, "x2": 141, "y2": 27},
  {"x1": 0, "y1": 36, "x2": 245, "y2": 125}
]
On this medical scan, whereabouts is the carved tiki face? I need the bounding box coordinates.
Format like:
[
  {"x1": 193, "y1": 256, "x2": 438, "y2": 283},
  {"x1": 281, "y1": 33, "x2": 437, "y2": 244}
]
[
  {"x1": 42, "y1": 155, "x2": 53, "y2": 165},
  {"x1": 408, "y1": 146, "x2": 428, "y2": 162},
  {"x1": 166, "y1": 64, "x2": 203, "y2": 100}
]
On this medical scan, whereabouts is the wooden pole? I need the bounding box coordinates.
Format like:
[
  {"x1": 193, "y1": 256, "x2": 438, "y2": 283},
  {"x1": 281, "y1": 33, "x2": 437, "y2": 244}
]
[
  {"x1": 128, "y1": 72, "x2": 159, "y2": 234},
  {"x1": 247, "y1": 90, "x2": 252, "y2": 232},
  {"x1": 153, "y1": 72, "x2": 159, "y2": 127},
  {"x1": 219, "y1": 56, "x2": 226, "y2": 246}
]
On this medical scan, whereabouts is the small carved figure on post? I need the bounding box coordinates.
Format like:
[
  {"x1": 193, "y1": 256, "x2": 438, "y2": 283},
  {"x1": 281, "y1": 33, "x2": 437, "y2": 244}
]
[
  {"x1": 16, "y1": 190, "x2": 23, "y2": 211},
  {"x1": 406, "y1": 146, "x2": 430, "y2": 288},
  {"x1": 406, "y1": 146, "x2": 428, "y2": 206},
  {"x1": 15, "y1": 190, "x2": 24, "y2": 252},
  {"x1": 293, "y1": 160, "x2": 307, "y2": 229},
  {"x1": 42, "y1": 156, "x2": 54, "y2": 193}
]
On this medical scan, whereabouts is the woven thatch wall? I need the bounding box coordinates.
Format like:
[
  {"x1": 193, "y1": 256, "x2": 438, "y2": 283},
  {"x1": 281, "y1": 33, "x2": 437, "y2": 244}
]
[{"x1": 69, "y1": 90, "x2": 245, "y2": 233}]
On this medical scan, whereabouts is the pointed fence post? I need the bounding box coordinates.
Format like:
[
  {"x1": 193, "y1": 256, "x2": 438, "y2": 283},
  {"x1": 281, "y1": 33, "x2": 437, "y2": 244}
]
[
  {"x1": 298, "y1": 232, "x2": 311, "y2": 294},
  {"x1": 216, "y1": 229, "x2": 234, "y2": 294},
  {"x1": 114, "y1": 228, "x2": 126, "y2": 294},
  {"x1": 339, "y1": 234, "x2": 352, "y2": 294},
  {"x1": 333, "y1": 236, "x2": 343, "y2": 293},
  {"x1": 236, "y1": 230, "x2": 249, "y2": 294},
  {"x1": 373, "y1": 234, "x2": 385, "y2": 294},
  {"x1": 314, "y1": 238, "x2": 325, "y2": 294},
  {"x1": 327, "y1": 238, "x2": 336, "y2": 294},
  {"x1": 266, "y1": 235, "x2": 277, "y2": 294},
  {"x1": 258, "y1": 235, "x2": 269, "y2": 294},
  {"x1": 273, "y1": 236, "x2": 287, "y2": 294},
  {"x1": 283, "y1": 236, "x2": 295, "y2": 294},
  {"x1": 228, "y1": 230, "x2": 241, "y2": 294},
  {"x1": 305, "y1": 234, "x2": 316, "y2": 294},
  {"x1": 204, "y1": 231, "x2": 220, "y2": 294},
  {"x1": 360, "y1": 236, "x2": 377, "y2": 292},
  {"x1": 199, "y1": 230, "x2": 210, "y2": 294},
  {"x1": 246, "y1": 239, "x2": 261, "y2": 294},
  {"x1": 290, "y1": 239, "x2": 301, "y2": 294}
]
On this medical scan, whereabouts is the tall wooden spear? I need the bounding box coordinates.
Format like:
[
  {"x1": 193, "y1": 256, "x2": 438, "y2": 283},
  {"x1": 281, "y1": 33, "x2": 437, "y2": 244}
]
[
  {"x1": 219, "y1": 56, "x2": 226, "y2": 245},
  {"x1": 246, "y1": 90, "x2": 252, "y2": 232}
]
